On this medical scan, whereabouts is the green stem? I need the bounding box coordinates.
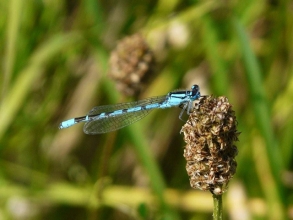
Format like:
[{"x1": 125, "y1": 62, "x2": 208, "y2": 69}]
[{"x1": 213, "y1": 193, "x2": 223, "y2": 220}]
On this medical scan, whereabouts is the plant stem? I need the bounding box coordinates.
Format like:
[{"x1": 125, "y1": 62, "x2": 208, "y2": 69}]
[{"x1": 213, "y1": 193, "x2": 223, "y2": 220}]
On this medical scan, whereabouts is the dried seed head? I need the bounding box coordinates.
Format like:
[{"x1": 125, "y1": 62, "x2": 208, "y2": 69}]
[
  {"x1": 181, "y1": 96, "x2": 239, "y2": 194},
  {"x1": 108, "y1": 34, "x2": 156, "y2": 96}
]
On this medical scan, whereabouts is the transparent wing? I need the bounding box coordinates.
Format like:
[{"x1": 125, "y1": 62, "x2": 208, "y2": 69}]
[
  {"x1": 83, "y1": 95, "x2": 167, "y2": 134},
  {"x1": 83, "y1": 109, "x2": 151, "y2": 134}
]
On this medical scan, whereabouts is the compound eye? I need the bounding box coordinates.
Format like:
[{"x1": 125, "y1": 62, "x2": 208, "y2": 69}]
[
  {"x1": 191, "y1": 84, "x2": 200, "y2": 99},
  {"x1": 192, "y1": 85, "x2": 198, "y2": 91}
]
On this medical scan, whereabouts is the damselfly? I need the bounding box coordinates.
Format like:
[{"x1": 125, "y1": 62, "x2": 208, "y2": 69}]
[{"x1": 59, "y1": 84, "x2": 201, "y2": 134}]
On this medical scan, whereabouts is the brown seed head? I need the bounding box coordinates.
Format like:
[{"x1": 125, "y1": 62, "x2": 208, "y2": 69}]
[
  {"x1": 108, "y1": 34, "x2": 156, "y2": 96},
  {"x1": 181, "y1": 96, "x2": 239, "y2": 194}
]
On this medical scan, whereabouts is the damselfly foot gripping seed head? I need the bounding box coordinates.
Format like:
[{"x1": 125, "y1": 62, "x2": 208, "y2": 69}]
[
  {"x1": 181, "y1": 96, "x2": 239, "y2": 195},
  {"x1": 108, "y1": 34, "x2": 156, "y2": 96}
]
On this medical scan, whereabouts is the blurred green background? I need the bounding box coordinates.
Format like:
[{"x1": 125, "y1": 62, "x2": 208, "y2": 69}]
[{"x1": 1, "y1": 0, "x2": 293, "y2": 219}]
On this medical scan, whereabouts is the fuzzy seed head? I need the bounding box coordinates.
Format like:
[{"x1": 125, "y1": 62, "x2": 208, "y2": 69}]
[
  {"x1": 108, "y1": 34, "x2": 156, "y2": 96},
  {"x1": 181, "y1": 96, "x2": 239, "y2": 194}
]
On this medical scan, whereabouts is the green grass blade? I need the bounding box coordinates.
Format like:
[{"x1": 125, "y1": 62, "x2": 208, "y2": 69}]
[
  {"x1": 0, "y1": 32, "x2": 82, "y2": 140},
  {"x1": 126, "y1": 123, "x2": 179, "y2": 220},
  {"x1": 232, "y1": 18, "x2": 286, "y2": 218},
  {"x1": 2, "y1": 0, "x2": 23, "y2": 98},
  {"x1": 202, "y1": 15, "x2": 229, "y2": 95}
]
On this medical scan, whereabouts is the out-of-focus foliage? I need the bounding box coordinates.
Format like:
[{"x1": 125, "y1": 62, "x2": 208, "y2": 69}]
[{"x1": 0, "y1": 0, "x2": 293, "y2": 219}]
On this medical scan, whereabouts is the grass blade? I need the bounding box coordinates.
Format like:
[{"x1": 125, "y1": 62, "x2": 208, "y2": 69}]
[
  {"x1": 0, "y1": 33, "x2": 82, "y2": 140},
  {"x1": 232, "y1": 17, "x2": 286, "y2": 218}
]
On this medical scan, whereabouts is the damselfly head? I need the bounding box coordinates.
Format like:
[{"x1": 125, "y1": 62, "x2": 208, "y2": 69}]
[{"x1": 191, "y1": 84, "x2": 201, "y2": 100}]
